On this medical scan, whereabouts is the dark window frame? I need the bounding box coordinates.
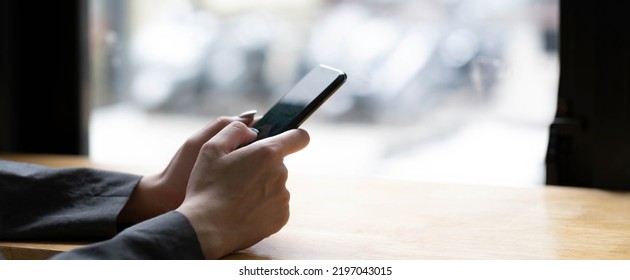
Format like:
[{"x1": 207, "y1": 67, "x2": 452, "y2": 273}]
[{"x1": 0, "y1": 0, "x2": 89, "y2": 155}]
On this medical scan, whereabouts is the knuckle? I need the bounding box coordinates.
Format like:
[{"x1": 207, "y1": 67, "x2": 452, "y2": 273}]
[
  {"x1": 199, "y1": 141, "x2": 223, "y2": 156},
  {"x1": 256, "y1": 142, "x2": 283, "y2": 160},
  {"x1": 215, "y1": 116, "x2": 233, "y2": 126},
  {"x1": 281, "y1": 188, "x2": 291, "y2": 203},
  {"x1": 280, "y1": 211, "x2": 290, "y2": 227},
  {"x1": 184, "y1": 132, "x2": 207, "y2": 147},
  {"x1": 222, "y1": 119, "x2": 249, "y2": 133},
  {"x1": 277, "y1": 165, "x2": 289, "y2": 182},
  {"x1": 280, "y1": 196, "x2": 290, "y2": 224},
  {"x1": 182, "y1": 136, "x2": 199, "y2": 150},
  {"x1": 229, "y1": 120, "x2": 248, "y2": 130}
]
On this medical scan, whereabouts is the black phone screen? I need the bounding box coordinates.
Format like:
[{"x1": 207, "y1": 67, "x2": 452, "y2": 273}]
[{"x1": 252, "y1": 65, "x2": 346, "y2": 141}]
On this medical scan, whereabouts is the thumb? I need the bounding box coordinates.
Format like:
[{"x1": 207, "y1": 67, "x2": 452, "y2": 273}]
[
  {"x1": 203, "y1": 121, "x2": 257, "y2": 158},
  {"x1": 254, "y1": 128, "x2": 311, "y2": 157}
]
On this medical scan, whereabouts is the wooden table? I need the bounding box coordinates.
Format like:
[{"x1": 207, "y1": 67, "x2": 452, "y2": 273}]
[{"x1": 1, "y1": 154, "x2": 630, "y2": 259}]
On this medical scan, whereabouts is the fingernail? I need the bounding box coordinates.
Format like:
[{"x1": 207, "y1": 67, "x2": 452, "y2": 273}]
[
  {"x1": 238, "y1": 110, "x2": 257, "y2": 118},
  {"x1": 250, "y1": 128, "x2": 259, "y2": 134}
]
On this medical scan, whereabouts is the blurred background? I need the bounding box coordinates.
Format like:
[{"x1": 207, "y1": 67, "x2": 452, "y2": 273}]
[{"x1": 88, "y1": 0, "x2": 558, "y2": 187}]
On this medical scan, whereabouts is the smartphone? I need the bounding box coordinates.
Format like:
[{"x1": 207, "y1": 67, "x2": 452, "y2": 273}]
[{"x1": 252, "y1": 64, "x2": 347, "y2": 141}]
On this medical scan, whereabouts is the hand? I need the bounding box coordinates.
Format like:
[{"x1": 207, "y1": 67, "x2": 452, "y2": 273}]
[
  {"x1": 176, "y1": 121, "x2": 310, "y2": 259},
  {"x1": 117, "y1": 113, "x2": 256, "y2": 226}
]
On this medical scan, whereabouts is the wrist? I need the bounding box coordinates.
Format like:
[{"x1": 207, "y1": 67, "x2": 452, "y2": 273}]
[
  {"x1": 176, "y1": 203, "x2": 228, "y2": 259},
  {"x1": 117, "y1": 174, "x2": 181, "y2": 227}
]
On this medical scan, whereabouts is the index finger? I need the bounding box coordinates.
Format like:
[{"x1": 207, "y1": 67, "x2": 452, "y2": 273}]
[{"x1": 202, "y1": 121, "x2": 258, "y2": 159}]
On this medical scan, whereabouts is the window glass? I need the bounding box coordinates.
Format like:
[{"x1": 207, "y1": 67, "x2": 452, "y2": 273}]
[{"x1": 89, "y1": 0, "x2": 558, "y2": 187}]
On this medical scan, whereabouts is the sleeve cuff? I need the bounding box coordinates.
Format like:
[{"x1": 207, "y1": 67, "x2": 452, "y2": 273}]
[{"x1": 52, "y1": 211, "x2": 205, "y2": 259}]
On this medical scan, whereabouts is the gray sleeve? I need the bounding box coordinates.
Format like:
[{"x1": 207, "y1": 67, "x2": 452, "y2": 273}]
[
  {"x1": 51, "y1": 211, "x2": 205, "y2": 260},
  {"x1": 0, "y1": 160, "x2": 205, "y2": 259},
  {"x1": 0, "y1": 160, "x2": 140, "y2": 241}
]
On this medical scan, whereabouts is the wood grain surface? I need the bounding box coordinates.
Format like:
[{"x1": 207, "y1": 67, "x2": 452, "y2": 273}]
[{"x1": 2, "y1": 154, "x2": 629, "y2": 260}]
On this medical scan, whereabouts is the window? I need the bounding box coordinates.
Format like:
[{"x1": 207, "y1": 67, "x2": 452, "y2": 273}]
[{"x1": 89, "y1": 0, "x2": 558, "y2": 187}]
